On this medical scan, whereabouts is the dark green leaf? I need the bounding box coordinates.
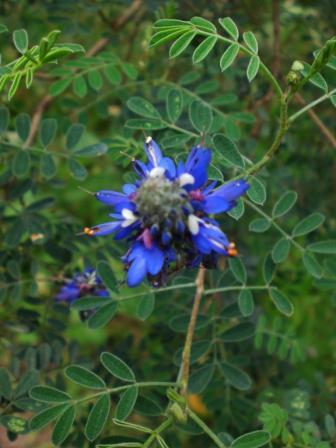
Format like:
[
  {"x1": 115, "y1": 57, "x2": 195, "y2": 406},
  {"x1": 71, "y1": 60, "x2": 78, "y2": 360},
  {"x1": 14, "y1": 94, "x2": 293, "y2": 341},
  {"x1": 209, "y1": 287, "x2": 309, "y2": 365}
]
[
  {"x1": 105, "y1": 64, "x2": 121, "y2": 85},
  {"x1": 272, "y1": 238, "x2": 291, "y2": 264},
  {"x1": 49, "y1": 78, "x2": 72, "y2": 96},
  {"x1": 228, "y1": 198, "x2": 245, "y2": 220},
  {"x1": 229, "y1": 257, "x2": 247, "y2": 283},
  {"x1": 0, "y1": 107, "x2": 10, "y2": 134},
  {"x1": 169, "y1": 314, "x2": 209, "y2": 332},
  {"x1": 269, "y1": 289, "x2": 294, "y2": 316},
  {"x1": 40, "y1": 153, "x2": 56, "y2": 179},
  {"x1": 192, "y1": 36, "x2": 217, "y2": 63},
  {"x1": 127, "y1": 97, "x2": 161, "y2": 119},
  {"x1": 220, "y1": 362, "x2": 252, "y2": 391},
  {"x1": 0, "y1": 368, "x2": 12, "y2": 400},
  {"x1": 73, "y1": 75, "x2": 87, "y2": 98},
  {"x1": 307, "y1": 240, "x2": 336, "y2": 254},
  {"x1": 263, "y1": 253, "x2": 276, "y2": 284},
  {"x1": 220, "y1": 43, "x2": 239, "y2": 71},
  {"x1": 39, "y1": 118, "x2": 57, "y2": 147},
  {"x1": 12, "y1": 150, "x2": 31, "y2": 177},
  {"x1": 13, "y1": 29, "x2": 28, "y2": 53},
  {"x1": 221, "y1": 323, "x2": 255, "y2": 342},
  {"x1": 292, "y1": 212, "x2": 325, "y2": 237},
  {"x1": 71, "y1": 296, "x2": 111, "y2": 311},
  {"x1": 14, "y1": 369, "x2": 39, "y2": 398},
  {"x1": 65, "y1": 365, "x2": 106, "y2": 389},
  {"x1": 249, "y1": 218, "x2": 271, "y2": 233},
  {"x1": 243, "y1": 31, "x2": 258, "y2": 53},
  {"x1": 166, "y1": 88, "x2": 183, "y2": 123},
  {"x1": 5, "y1": 218, "x2": 26, "y2": 247},
  {"x1": 272, "y1": 191, "x2": 297, "y2": 218},
  {"x1": 52, "y1": 405, "x2": 75, "y2": 446},
  {"x1": 189, "y1": 364, "x2": 215, "y2": 393},
  {"x1": 189, "y1": 99, "x2": 213, "y2": 133},
  {"x1": 238, "y1": 289, "x2": 254, "y2": 317},
  {"x1": 87, "y1": 69, "x2": 103, "y2": 91},
  {"x1": 213, "y1": 133, "x2": 244, "y2": 168},
  {"x1": 302, "y1": 252, "x2": 322, "y2": 278},
  {"x1": 68, "y1": 158, "x2": 87, "y2": 180},
  {"x1": 190, "y1": 16, "x2": 216, "y2": 32},
  {"x1": 247, "y1": 55, "x2": 260, "y2": 82},
  {"x1": 85, "y1": 394, "x2": 110, "y2": 441},
  {"x1": 30, "y1": 386, "x2": 71, "y2": 403},
  {"x1": 74, "y1": 143, "x2": 108, "y2": 157},
  {"x1": 87, "y1": 301, "x2": 118, "y2": 329},
  {"x1": 169, "y1": 31, "x2": 197, "y2": 58},
  {"x1": 115, "y1": 386, "x2": 138, "y2": 421},
  {"x1": 126, "y1": 118, "x2": 166, "y2": 130},
  {"x1": 247, "y1": 177, "x2": 266, "y2": 205},
  {"x1": 16, "y1": 113, "x2": 31, "y2": 141},
  {"x1": 30, "y1": 404, "x2": 68, "y2": 430},
  {"x1": 149, "y1": 29, "x2": 189, "y2": 49},
  {"x1": 231, "y1": 430, "x2": 271, "y2": 447},
  {"x1": 100, "y1": 352, "x2": 135, "y2": 382},
  {"x1": 136, "y1": 293, "x2": 155, "y2": 320},
  {"x1": 66, "y1": 123, "x2": 86, "y2": 149},
  {"x1": 173, "y1": 340, "x2": 211, "y2": 366},
  {"x1": 218, "y1": 17, "x2": 239, "y2": 40},
  {"x1": 97, "y1": 260, "x2": 118, "y2": 293}
]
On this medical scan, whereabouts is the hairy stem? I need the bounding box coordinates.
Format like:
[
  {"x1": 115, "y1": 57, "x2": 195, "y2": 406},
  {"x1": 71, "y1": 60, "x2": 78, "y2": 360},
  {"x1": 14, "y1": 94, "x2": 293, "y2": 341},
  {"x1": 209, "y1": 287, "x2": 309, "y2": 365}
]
[
  {"x1": 179, "y1": 267, "x2": 206, "y2": 396},
  {"x1": 288, "y1": 88, "x2": 336, "y2": 122},
  {"x1": 142, "y1": 416, "x2": 173, "y2": 448},
  {"x1": 187, "y1": 408, "x2": 227, "y2": 448}
]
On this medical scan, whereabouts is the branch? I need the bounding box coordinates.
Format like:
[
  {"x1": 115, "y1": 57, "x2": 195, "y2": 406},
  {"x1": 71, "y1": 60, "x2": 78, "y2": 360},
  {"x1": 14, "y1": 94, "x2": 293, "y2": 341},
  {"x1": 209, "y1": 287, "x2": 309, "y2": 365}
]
[
  {"x1": 179, "y1": 267, "x2": 206, "y2": 397},
  {"x1": 25, "y1": 0, "x2": 143, "y2": 147},
  {"x1": 289, "y1": 92, "x2": 336, "y2": 148}
]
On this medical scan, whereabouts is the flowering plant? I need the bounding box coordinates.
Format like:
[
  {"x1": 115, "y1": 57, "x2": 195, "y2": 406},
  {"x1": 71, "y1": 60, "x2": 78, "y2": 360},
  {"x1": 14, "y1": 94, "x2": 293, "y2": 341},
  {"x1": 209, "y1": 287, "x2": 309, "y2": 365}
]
[{"x1": 85, "y1": 138, "x2": 248, "y2": 286}]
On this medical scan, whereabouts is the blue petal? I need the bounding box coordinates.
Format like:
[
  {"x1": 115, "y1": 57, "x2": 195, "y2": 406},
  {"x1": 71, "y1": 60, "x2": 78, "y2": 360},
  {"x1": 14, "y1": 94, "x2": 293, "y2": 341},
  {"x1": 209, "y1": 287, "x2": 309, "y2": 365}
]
[
  {"x1": 210, "y1": 179, "x2": 249, "y2": 201},
  {"x1": 202, "y1": 196, "x2": 230, "y2": 214},
  {"x1": 114, "y1": 221, "x2": 140, "y2": 240},
  {"x1": 145, "y1": 138, "x2": 162, "y2": 168},
  {"x1": 185, "y1": 147, "x2": 211, "y2": 189},
  {"x1": 95, "y1": 190, "x2": 127, "y2": 206},
  {"x1": 90, "y1": 221, "x2": 120, "y2": 236},
  {"x1": 55, "y1": 285, "x2": 80, "y2": 303},
  {"x1": 133, "y1": 160, "x2": 148, "y2": 177},
  {"x1": 160, "y1": 157, "x2": 176, "y2": 178},
  {"x1": 145, "y1": 245, "x2": 164, "y2": 275},
  {"x1": 127, "y1": 256, "x2": 147, "y2": 287},
  {"x1": 122, "y1": 184, "x2": 137, "y2": 195}
]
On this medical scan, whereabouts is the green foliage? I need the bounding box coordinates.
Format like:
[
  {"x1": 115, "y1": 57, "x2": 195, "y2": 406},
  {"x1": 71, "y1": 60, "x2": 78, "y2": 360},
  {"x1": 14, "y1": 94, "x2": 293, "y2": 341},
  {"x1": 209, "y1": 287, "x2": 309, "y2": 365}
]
[{"x1": 0, "y1": 3, "x2": 335, "y2": 448}]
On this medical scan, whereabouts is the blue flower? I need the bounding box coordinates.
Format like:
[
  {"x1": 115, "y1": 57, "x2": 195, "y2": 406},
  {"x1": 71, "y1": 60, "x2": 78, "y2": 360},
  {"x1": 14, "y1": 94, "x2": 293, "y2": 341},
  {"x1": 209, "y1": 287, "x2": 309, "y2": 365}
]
[
  {"x1": 56, "y1": 268, "x2": 108, "y2": 304},
  {"x1": 84, "y1": 137, "x2": 249, "y2": 287}
]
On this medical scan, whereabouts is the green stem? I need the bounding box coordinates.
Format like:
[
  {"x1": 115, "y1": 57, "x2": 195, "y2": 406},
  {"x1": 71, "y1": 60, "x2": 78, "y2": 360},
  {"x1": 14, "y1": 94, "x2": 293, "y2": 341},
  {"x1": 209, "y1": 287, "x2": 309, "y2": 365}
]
[
  {"x1": 179, "y1": 267, "x2": 206, "y2": 396},
  {"x1": 187, "y1": 408, "x2": 227, "y2": 448},
  {"x1": 73, "y1": 381, "x2": 176, "y2": 406},
  {"x1": 288, "y1": 87, "x2": 336, "y2": 122},
  {"x1": 142, "y1": 416, "x2": 173, "y2": 448},
  {"x1": 204, "y1": 285, "x2": 275, "y2": 295},
  {"x1": 244, "y1": 198, "x2": 305, "y2": 252},
  {"x1": 196, "y1": 30, "x2": 283, "y2": 98}
]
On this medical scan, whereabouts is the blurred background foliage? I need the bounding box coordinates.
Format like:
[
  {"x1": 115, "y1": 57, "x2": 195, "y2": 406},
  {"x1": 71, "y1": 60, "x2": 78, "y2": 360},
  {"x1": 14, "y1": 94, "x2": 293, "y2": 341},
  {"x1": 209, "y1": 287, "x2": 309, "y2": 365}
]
[{"x1": 0, "y1": 0, "x2": 335, "y2": 447}]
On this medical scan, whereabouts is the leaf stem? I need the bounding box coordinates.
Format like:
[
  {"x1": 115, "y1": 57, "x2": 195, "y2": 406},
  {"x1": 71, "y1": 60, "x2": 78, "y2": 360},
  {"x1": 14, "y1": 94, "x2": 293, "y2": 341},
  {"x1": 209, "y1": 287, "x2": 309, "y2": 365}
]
[
  {"x1": 288, "y1": 87, "x2": 336, "y2": 123},
  {"x1": 187, "y1": 408, "x2": 227, "y2": 448},
  {"x1": 142, "y1": 416, "x2": 173, "y2": 448},
  {"x1": 179, "y1": 267, "x2": 206, "y2": 396}
]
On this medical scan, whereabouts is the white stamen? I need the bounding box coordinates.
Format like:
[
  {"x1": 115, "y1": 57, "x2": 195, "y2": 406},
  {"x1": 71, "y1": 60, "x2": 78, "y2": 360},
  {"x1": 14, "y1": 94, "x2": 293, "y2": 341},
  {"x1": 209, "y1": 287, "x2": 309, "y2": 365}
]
[
  {"x1": 188, "y1": 214, "x2": 200, "y2": 235},
  {"x1": 121, "y1": 208, "x2": 138, "y2": 227},
  {"x1": 146, "y1": 136, "x2": 152, "y2": 144},
  {"x1": 122, "y1": 208, "x2": 135, "y2": 220},
  {"x1": 179, "y1": 173, "x2": 195, "y2": 187},
  {"x1": 149, "y1": 166, "x2": 165, "y2": 178}
]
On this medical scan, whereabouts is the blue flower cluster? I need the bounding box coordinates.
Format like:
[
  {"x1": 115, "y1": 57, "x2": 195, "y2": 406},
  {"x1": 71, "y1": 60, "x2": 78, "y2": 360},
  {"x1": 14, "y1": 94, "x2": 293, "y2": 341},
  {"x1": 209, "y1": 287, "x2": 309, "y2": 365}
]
[
  {"x1": 84, "y1": 138, "x2": 249, "y2": 287},
  {"x1": 55, "y1": 268, "x2": 108, "y2": 304}
]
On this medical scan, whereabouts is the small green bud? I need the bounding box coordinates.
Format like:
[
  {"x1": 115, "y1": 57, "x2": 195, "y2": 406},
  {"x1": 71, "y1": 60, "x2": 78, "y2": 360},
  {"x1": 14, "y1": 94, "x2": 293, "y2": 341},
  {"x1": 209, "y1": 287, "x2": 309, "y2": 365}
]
[
  {"x1": 169, "y1": 402, "x2": 188, "y2": 424},
  {"x1": 167, "y1": 387, "x2": 187, "y2": 406},
  {"x1": 291, "y1": 60, "x2": 304, "y2": 72},
  {"x1": 286, "y1": 70, "x2": 301, "y2": 85}
]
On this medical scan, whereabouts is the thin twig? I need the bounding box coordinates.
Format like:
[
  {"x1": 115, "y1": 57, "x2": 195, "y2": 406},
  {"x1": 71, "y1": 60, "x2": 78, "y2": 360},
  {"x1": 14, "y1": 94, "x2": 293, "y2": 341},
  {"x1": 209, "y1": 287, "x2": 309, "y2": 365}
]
[
  {"x1": 25, "y1": 0, "x2": 143, "y2": 147},
  {"x1": 180, "y1": 267, "x2": 206, "y2": 397},
  {"x1": 292, "y1": 92, "x2": 336, "y2": 148}
]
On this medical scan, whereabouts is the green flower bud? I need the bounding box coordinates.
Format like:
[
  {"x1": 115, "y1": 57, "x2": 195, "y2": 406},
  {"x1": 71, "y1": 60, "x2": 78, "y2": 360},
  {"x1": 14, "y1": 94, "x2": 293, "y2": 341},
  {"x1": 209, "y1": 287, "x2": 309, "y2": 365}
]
[{"x1": 169, "y1": 402, "x2": 188, "y2": 424}]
